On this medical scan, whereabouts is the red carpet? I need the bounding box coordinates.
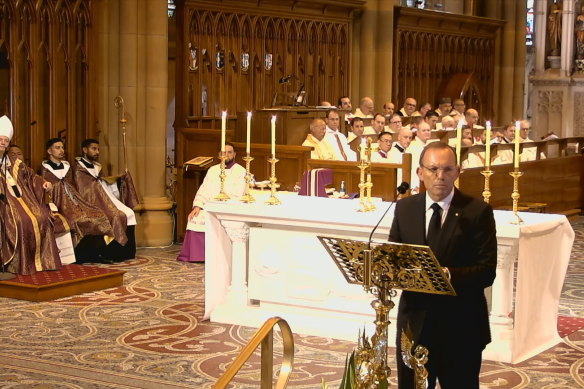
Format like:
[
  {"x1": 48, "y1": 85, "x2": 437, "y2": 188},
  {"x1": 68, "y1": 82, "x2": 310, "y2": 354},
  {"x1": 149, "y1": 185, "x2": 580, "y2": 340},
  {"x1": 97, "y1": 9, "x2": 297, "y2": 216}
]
[
  {"x1": 0, "y1": 264, "x2": 120, "y2": 285},
  {"x1": 0, "y1": 264, "x2": 125, "y2": 301},
  {"x1": 557, "y1": 315, "x2": 584, "y2": 338}
]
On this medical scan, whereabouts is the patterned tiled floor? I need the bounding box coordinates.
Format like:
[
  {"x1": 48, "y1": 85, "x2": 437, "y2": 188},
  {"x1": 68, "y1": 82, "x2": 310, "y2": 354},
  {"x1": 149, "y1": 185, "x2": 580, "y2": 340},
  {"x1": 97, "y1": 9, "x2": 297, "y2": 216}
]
[{"x1": 0, "y1": 217, "x2": 582, "y2": 388}]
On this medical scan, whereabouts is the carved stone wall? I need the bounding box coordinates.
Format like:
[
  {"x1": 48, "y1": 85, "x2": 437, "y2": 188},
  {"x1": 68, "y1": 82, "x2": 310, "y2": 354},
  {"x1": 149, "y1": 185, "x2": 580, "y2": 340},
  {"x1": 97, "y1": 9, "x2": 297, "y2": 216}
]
[
  {"x1": 573, "y1": 91, "x2": 584, "y2": 136},
  {"x1": 0, "y1": 0, "x2": 94, "y2": 168}
]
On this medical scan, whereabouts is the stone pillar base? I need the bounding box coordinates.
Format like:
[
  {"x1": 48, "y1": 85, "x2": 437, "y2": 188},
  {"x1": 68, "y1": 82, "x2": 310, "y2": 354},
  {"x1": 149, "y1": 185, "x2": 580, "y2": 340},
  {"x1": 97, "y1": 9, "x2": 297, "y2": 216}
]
[{"x1": 134, "y1": 196, "x2": 175, "y2": 247}]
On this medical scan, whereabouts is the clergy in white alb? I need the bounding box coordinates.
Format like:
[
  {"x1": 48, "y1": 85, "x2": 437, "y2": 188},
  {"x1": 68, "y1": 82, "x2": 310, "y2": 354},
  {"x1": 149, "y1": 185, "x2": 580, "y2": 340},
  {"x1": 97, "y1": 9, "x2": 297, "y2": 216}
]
[{"x1": 177, "y1": 142, "x2": 246, "y2": 262}]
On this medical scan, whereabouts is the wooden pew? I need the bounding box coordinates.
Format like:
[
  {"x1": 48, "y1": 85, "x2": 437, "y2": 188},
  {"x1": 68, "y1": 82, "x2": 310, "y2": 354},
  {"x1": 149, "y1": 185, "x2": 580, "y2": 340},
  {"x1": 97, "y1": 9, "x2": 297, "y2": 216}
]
[
  {"x1": 307, "y1": 154, "x2": 412, "y2": 201},
  {"x1": 457, "y1": 137, "x2": 584, "y2": 214}
]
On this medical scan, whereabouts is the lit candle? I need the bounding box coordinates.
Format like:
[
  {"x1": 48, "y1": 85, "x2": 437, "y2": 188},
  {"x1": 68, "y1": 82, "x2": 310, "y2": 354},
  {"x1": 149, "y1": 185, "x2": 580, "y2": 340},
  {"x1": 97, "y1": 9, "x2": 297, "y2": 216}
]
[
  {"x1": 455, "y1": 119, "x2": 463, "y2": 165},
  {"x1": 246, "y1": 111, "x2": 252, "y2": 154},
  {"x1": 514, "y1": 120, "x2": 520, "y2": 168},
  {"x1": 271, "y1": 115, "x2": 277, "y2": 157},
  {"x1": 221, "y1": 111, "x2": 227, "y2": 152},
  {"x1": 485, "y1": 121, "x2": 491, "y2": 169}
]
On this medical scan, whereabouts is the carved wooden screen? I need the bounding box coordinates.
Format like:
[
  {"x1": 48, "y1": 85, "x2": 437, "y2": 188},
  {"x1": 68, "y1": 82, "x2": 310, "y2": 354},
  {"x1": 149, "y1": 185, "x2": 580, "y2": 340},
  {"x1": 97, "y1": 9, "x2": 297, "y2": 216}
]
[
  {"x1": 0, "y1": 0, "x2": 94, "y2": 168},
  {"x1": 175, "y1": 0, "x2": 358, "y2": 128},
  {"x1": 393, "y1": 7, "x2": 503, "y2": 119}
]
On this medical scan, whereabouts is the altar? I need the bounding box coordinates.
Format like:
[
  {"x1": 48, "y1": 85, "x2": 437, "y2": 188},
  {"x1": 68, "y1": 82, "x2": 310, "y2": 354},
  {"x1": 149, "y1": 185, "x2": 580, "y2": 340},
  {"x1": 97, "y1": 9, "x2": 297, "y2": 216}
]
[{"x1": 203, "y1": 194, "x2": 574, "y2": 364}]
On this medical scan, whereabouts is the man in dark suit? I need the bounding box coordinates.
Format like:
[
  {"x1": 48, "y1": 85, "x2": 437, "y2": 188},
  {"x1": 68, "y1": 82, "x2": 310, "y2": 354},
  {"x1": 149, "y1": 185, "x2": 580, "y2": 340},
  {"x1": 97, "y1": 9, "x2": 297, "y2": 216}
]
[{"x1": 389, "y1": 141, "x2": 497, "y2": 389}]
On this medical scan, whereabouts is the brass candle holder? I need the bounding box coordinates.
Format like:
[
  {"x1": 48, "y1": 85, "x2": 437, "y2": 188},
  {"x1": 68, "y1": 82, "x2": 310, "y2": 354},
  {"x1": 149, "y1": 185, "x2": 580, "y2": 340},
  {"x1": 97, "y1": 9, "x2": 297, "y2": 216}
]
[
  {"x1": 214, "y1": 152, "x2": 231, "y2": 202},
  {"x1": 357, "y1": 160, "x2": 370, "y2": 212},
  {"x1": 365, "y1": 174, "x2": 376, "y2": 211},
  {"x1": 480, "y1": 169, "x2": 494, "y2": 203},
  {"x1": 265, "y1": 156, "x2": 281, "y2": 205},
  {"x1": 240, "y1": 154, "x2": 255, "y2": 203},
  {"x1": 509, "y1": 169, "x2": 524, "y2": 224}
]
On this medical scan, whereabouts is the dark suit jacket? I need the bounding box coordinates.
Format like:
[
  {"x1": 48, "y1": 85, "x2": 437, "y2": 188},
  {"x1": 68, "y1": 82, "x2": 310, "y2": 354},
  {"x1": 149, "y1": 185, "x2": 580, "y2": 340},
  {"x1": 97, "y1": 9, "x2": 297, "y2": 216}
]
[{"x1": 389, "y1": 189, "x2": 497, "y2": 351}]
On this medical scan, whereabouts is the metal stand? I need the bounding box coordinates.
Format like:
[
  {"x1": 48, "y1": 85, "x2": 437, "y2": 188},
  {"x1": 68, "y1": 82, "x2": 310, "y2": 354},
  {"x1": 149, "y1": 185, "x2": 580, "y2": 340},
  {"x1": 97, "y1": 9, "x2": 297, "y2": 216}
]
[
  {"x1": 214, "y1": 152, "x2": 230, "y2": 202},
  {"x1": 240, "y1": 154, "x2": 255, "y2": 203},
  {"x1": 480, "y1": 169, "x2": 494, "y2": 203},
  {"x1": 319, "y1": 237, "x2": 456, "y2": 389},
  {"x1": 509, "y1": 170, "x2": 524, "y2": 224},
  {"x1": 265, "y1": 157, "x2": 281, "y2": 205}
]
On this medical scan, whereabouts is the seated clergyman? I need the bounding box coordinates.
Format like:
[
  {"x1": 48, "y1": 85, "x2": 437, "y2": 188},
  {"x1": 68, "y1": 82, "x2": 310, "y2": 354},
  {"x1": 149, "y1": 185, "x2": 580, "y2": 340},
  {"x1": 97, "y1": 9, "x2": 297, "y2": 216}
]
[
  {"x1": 72, "y1": 138, "x2": 137, "y2": 262},
  {"x1": 302, "y1": 118, "x2": 336, "y2": 160},
  {"x1": 0, "y1": 116, "x2": 62, "y2": 275},
  {"x1": 39, "y1": 138, "x2": 117, "y2": 264},
  {"x1": 177, "y1": 142, "x2": 246, "y2": 262}
]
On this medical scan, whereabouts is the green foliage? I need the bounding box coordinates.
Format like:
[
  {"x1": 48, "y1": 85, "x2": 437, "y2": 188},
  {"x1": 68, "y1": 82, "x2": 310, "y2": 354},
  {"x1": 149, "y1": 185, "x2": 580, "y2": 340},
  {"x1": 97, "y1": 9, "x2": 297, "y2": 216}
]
[{"x1": 338, "y1": 351, "x2": 356, "y2": 389}]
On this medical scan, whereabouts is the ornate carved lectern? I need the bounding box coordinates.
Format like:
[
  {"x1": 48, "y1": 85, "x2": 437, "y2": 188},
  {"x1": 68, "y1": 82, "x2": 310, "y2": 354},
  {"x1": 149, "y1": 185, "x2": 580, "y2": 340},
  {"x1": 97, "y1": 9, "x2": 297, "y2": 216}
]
[{"x1": 318, "y1": 237, "x2": 456, "y2": 388}]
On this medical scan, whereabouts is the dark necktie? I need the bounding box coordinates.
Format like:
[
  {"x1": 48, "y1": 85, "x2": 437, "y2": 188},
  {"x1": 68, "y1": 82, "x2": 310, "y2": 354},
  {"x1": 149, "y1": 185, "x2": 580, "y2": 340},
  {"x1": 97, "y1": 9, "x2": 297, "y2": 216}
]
[{"x1": 427, "y1": 202, "x2": 442, "y2": 252}]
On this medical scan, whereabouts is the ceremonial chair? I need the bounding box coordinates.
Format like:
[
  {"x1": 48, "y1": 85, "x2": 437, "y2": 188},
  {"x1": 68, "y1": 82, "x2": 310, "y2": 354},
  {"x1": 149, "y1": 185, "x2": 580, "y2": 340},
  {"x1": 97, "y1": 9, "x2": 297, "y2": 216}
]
[{"x1": 298, "y1": 168, "x2": 333, "y2": 197}]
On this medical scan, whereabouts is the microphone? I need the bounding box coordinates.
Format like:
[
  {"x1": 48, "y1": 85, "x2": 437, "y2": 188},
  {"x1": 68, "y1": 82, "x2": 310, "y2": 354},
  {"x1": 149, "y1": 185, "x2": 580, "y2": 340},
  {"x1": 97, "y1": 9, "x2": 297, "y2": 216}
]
[
  {"x1": 278, "y1": 74, "x2": 294, "y2": 84},
  {"x1": 367, "y1": 182, "x2": 410, "y2": 247}
]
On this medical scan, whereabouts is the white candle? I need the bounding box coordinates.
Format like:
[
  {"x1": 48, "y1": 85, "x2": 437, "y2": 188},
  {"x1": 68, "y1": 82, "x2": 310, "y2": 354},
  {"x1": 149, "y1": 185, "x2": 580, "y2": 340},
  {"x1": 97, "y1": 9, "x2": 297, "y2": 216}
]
[
  {"x1": 246, "y1": 111, "x2": 252, "y2": 154},
  {"x1": 514, "y1": 120, "x2": 520, "y2": 168},
  {"x1": 221, "y1": 111, "x2": 227, "y2": 152},
  {"x1": 271, "y1": 115, "x2": 277, "y2": 157},
  {"x1": 485, "y1": 121, "x2": 491, "y2": 169},
  {"x1": 456, "y1": 119, "x2": 463, "y2": 165}
]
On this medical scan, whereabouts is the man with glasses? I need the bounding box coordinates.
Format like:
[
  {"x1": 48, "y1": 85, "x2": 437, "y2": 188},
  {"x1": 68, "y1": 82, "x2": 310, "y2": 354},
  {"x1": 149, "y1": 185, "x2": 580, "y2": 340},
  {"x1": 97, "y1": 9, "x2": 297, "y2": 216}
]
[
  {"x1": 371, "y1": 131, "x2": 396, "y2": 162},
  {"x1": 387, "y1": 113, "x2": 403, "y2": 133},
  {"x1": 399, "y1": 97, "x2": 417, "y2": 117},
  {"x1": 390, "y1": 142, "x2": 497, "y2": 389}
]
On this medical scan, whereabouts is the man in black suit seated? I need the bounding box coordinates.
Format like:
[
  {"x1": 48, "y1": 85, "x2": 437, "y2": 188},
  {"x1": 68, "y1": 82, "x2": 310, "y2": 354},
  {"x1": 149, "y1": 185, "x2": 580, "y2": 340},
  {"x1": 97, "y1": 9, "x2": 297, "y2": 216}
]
[{"x1": 389, "y1": 141, "x2": 497, "y2": 389}]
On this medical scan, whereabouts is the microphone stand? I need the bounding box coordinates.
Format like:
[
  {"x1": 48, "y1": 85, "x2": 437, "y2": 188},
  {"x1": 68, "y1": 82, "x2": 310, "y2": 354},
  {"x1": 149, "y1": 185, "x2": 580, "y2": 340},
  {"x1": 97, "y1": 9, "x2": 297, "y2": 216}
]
[
  {"x1": 362, "y1": 183, "x2": 410, "y2": 286},
  {"x1": 0, "y1": 151, "x2": 16, "y2": 280}
]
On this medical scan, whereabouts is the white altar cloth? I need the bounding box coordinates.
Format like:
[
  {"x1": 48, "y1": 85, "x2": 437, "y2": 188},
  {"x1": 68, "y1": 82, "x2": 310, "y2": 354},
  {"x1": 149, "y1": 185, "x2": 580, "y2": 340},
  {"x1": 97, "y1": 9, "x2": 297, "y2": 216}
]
[{"x1": 203, "y1": 194, "x2": 574, "y2": 364}]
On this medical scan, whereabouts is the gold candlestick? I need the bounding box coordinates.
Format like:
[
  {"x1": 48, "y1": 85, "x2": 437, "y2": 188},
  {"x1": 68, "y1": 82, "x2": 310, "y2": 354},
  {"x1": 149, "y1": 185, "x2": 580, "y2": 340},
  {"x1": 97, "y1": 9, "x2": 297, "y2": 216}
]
[
  {"x1": 509, "y1": 169, "x2": 523, "y2": 224},
  {"x1": 357, "y1": 160, "x2": 370, "y2": 212},
  {"x1": 365, "y1": 173, "x2": 376, "y2": 211},
  {"x1": 480, "y1": 169, "x2": 494, "y2": 203},
  {"x1": 240, "y1": 154, "x2": 255, "y2": 203},
  {"x1": 214, "y1": 152, "x2": 230, "y2": 202},
  {"x1": 265, "y1": 157, "x2": 281, "y2": 205}
]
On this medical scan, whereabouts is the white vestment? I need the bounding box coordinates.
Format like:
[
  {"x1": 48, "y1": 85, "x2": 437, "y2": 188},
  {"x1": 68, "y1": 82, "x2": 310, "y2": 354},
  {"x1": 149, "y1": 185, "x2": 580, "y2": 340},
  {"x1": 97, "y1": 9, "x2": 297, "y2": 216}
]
[{"x1": 187, "y1": 163, "x2": 246, "y2": 231}]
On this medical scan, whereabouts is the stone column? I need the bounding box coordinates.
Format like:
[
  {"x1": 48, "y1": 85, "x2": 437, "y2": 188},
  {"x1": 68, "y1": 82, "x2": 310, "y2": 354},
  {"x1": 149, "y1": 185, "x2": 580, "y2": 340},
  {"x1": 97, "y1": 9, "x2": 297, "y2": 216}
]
[
  {"x1": 97, "y1": 0, "x2": 173, "y2": 247},
  {"x1": 221, "y1": 221, "x2": 250, "y2": 306},
  {"x1": 376, "y1": 0, "x2": 394, "y2": 106},
  {"x1": 358, "y1": 0, "x2": 378, "y2": 105},
  {"x1": 534, "y1": 0, "x2": 548, "y2": 74},
  {"x1": 560, "y1": 0, "x2": 576, "y2": 76}
]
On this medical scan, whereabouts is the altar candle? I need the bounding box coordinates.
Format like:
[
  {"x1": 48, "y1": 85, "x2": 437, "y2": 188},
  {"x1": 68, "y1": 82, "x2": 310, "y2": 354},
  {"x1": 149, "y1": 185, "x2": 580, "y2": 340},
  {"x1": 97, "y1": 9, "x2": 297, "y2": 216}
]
[
  {"x1": 271, "y1": 115, "x2": 277, "y2": 157},
  {"x1": 246, "y1": 111, "x2": 252, "y2": 154},
  {"x1": 455, "y1": 119, "x2": 463, "y2": 165},
  {"x1": 221, "y1": 111, "x2": 227, "y2": 152},
  {"x1": 485, "y1": 121, "x2": 491, "y2": 169},
  {"x1": 514, "y1": 120, "x2": 520, "y2": 168}
]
